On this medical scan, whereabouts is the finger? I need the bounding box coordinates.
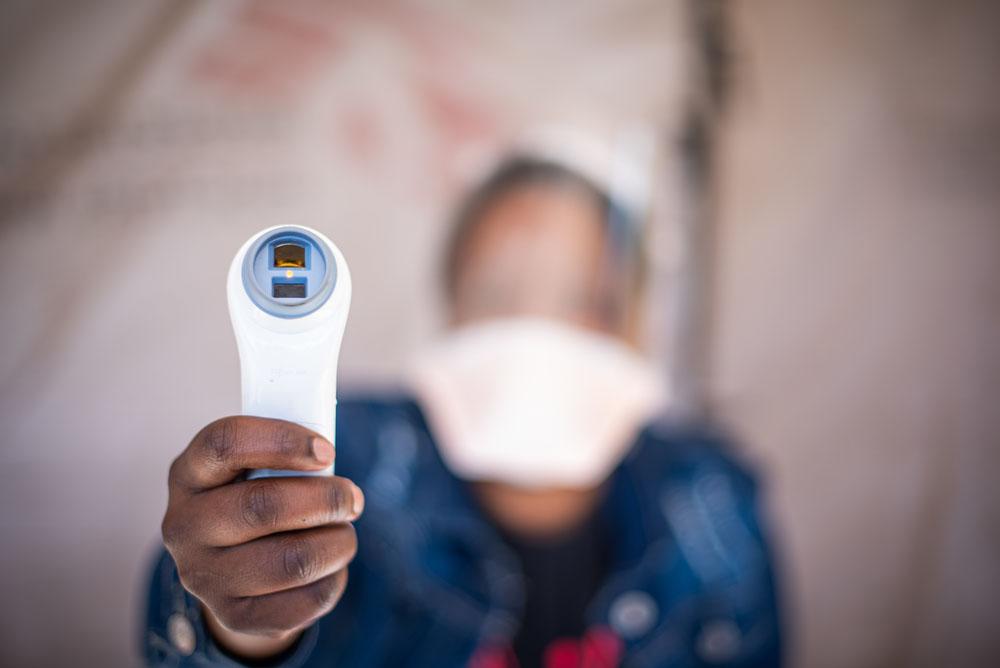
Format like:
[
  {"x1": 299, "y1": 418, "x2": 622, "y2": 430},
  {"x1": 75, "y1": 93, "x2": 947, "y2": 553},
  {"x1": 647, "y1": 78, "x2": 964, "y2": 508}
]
[
  {"x1": 214, "y1": 524, "x2": 357, "y2": 598},
  {"x1": 189, "y1": 476, "x2": 364, "y2": 546},
  {"x1": 216, "y1": 570, "x2": 349, "y2": 637},
  {"x1": 171, "y1": 416, "x2": 334, "y2": 491}
]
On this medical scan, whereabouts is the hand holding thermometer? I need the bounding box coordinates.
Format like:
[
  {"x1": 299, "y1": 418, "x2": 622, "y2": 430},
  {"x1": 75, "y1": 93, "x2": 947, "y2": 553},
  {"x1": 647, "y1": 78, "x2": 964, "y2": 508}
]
[{"x1": 226, "y1": 225, "x2": 351, "y2": 478}]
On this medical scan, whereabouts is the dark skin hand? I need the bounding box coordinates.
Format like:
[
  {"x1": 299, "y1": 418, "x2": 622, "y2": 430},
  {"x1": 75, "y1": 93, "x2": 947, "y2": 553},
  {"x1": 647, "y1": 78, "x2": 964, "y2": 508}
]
[{"x1": 161, "y1": 416, "x2": 364, "y2": 659}]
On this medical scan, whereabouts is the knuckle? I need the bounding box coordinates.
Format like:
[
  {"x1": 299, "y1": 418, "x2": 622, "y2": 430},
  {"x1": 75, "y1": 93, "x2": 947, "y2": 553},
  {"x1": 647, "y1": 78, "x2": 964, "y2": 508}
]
[
  {"x1": 201, "y1": 418, "x2": 237, "y2": 464},
  {"x1": 175, "y1": 563, "x2": 209, "y2": 597},
  {"x1": 338, "y1": 524, "x2": 358, "y2": 560},
  {"x1": 174, "y1": 564, "x2": 194, "y2": 592},
  {"x1": 307, "y1": 571, "x2": 346, "y2": 612},
  {"x1": 167, "y1": 455, "x2": 184, "y2": 485},
  {"x1": 161, "y1": 506, "x2": 199, "y2": 553},
  {"x1": 270, "y1": 423, "x2": 301, "y2": 455},
  {"x1": 328, "y1": 481, "x2": 351, "y2": 519},
  {"x1": 239, "y1": 481, "x2": 281, "y2": 530},
  {"x1": 160, "y1": 510, "x2": 182, "y2": 548},
  {"x1": 281, "y1": 538, "x2": 317, "y2": 583}
]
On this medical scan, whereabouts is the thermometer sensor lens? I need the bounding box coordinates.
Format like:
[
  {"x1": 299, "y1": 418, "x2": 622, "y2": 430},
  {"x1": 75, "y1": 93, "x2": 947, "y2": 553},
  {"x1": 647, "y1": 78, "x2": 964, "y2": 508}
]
[
  {"x1": 274, "y1": 243, "x2": 306, "y2": 268},
  {"x1": 242, "y1": 228, "x2": 336, "y2": 317}
]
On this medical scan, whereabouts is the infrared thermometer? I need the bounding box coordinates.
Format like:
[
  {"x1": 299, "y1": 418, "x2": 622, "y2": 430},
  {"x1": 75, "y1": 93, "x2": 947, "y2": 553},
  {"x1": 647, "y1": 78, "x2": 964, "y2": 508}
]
[{"x1": 226, "y1": 225, "x2": 351, "y2": 478}]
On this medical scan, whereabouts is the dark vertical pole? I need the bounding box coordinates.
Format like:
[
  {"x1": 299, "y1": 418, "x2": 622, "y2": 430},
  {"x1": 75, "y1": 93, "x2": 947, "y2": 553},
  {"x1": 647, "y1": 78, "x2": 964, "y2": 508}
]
[{"x1": 668, "y1": 0, "x2": 729, "y2": 421}]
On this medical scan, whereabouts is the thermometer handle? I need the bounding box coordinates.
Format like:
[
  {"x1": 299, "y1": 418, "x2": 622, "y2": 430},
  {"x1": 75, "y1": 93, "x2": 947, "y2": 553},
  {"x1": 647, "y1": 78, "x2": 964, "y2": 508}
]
[{"x1": 239, "y1": 341, "x2": 338, "y2": 478}]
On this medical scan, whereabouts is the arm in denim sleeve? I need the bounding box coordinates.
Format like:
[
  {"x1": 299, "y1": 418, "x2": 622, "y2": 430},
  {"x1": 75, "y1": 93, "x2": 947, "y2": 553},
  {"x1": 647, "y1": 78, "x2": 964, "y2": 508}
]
[
  {"x1": 648, "y1": 425, "x2": 785, "y2": 668},
  {"x1": 731, "y1": 468, "x2": 784, "y2": 668},
  {"x1": 691, "y1": 443, "x2": 785, "y2": 668}
]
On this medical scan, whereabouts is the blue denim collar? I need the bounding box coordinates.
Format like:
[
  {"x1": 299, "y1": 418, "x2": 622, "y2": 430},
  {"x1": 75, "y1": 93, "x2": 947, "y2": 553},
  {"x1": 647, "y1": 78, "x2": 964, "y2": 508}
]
[{"x1": 357, "y1": 396, "x2": 706, "y2": 653}]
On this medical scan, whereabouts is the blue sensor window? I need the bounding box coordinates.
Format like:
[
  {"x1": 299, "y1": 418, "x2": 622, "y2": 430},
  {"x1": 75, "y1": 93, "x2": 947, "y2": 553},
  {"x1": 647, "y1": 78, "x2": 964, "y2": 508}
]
[
  {"x1": 272, "y1": 281, "x2": 306, "y2": 298},
  {"x1": 242, "y1": 227, "x2": 337, "y2": 318}
]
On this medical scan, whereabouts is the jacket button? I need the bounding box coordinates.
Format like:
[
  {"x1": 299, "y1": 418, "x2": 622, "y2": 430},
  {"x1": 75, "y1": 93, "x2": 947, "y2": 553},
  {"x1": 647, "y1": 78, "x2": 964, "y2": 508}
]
[
  {"x1": 167, "y1": 613, "x2": 196, "y2": 656},
  {"x1": 696, "y1": 619, "x2": 742, "y2": 663},
  {"x1": 609, "y1": 590, "x2": 658, "y2": 639}
]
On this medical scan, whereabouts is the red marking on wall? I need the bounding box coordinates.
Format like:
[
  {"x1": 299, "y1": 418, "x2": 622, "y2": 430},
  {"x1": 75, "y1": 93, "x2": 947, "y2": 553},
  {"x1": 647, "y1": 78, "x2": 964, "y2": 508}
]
[
  {"x1": 189, "y1": 0, "x2": 342, "y2": 98},
  {"x1": 188, "y1": 0, "x2": 504, "y2": 200},
  {"x1": 339, "y1": 106, "x2": 383, "y2": 165}
]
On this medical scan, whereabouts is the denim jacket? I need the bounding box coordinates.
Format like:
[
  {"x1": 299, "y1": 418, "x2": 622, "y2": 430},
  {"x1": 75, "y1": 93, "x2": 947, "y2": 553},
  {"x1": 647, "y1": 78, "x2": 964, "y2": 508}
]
[{"x1": 143, "y1": 394, "x2": 783, "y2": 667}]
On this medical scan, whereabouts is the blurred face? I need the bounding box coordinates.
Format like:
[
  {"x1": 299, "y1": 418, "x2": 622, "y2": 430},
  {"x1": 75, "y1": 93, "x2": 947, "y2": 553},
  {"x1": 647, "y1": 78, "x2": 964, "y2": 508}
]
[
  {"x1": 435, "y1": 183, "x2": 650, "y2": 535},
  {"x1": 450, "y1": 183, "x2": 626, "y2": 337}
]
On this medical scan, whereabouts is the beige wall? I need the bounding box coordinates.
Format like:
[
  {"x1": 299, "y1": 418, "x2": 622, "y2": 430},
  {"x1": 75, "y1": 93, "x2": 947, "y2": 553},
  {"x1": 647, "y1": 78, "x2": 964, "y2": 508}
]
[
  {"x1": 0, "y1": 1, "x2": 997, "y2": 667},
  {"x1": 712, "y1": 2, "x2": 1000, "y2": 666}
]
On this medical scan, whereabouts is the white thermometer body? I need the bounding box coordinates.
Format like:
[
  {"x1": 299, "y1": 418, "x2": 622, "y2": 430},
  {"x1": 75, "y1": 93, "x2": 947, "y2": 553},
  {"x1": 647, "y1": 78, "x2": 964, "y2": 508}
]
[{"x1": 226, "y1": 225, "x2": 351, "y2": 478}]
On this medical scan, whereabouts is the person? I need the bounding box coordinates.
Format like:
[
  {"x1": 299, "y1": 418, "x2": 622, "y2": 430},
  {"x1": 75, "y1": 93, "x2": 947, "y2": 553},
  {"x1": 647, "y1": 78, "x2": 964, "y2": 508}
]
[{"x1": 144, "y1": 156, "x2": 783, "y2": 667}]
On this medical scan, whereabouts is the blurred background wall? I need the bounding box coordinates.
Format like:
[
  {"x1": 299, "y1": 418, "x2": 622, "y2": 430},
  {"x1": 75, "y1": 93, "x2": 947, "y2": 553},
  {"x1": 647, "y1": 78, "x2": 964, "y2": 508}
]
[
  {"x1": 0, "y1": 1, "x2": 997, "y2": 666},
  {"x1": 712, "y1": 2, "x2": 1000, "y2": 666}
]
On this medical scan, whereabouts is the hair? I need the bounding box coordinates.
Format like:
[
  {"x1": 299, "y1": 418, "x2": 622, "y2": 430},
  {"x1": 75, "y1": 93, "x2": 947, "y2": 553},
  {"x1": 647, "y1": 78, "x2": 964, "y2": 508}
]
[{"x1": 440, "y1": 155, "x2": 647, "y2": 304}]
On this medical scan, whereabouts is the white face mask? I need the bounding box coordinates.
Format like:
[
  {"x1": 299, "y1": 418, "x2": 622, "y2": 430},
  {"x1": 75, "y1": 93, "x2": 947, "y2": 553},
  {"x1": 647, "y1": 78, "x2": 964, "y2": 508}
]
[{"x1": 406, "y1": 317, "x2": 668, "y2": 488}]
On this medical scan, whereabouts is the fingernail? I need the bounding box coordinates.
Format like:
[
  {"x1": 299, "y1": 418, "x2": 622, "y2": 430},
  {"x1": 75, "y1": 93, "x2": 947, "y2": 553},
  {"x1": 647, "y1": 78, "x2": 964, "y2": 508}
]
[
  {"x1": 351, "y1": 484, "x2": 365, "y2": 516},
  {"x1": 311, "y1": 437, "x2": 334, "y2": 463}
]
